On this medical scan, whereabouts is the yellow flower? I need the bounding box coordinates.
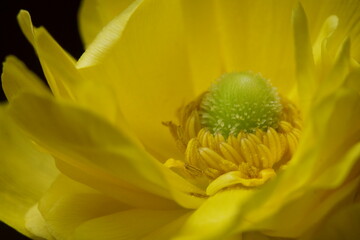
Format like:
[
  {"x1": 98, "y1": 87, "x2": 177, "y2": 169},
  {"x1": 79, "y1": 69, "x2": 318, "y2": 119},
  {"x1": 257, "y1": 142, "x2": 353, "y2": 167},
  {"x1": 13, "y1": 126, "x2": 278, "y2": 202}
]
[{"x1": 1, "y1": 0, "x2": 360, "y2": 239}]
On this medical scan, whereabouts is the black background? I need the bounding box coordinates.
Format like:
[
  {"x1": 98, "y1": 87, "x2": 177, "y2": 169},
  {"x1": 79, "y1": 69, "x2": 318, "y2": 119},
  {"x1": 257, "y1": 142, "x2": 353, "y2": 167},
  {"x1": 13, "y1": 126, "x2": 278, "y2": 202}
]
[{"x1": 0, "y1": 0, "x2": 83, "y2": 239}]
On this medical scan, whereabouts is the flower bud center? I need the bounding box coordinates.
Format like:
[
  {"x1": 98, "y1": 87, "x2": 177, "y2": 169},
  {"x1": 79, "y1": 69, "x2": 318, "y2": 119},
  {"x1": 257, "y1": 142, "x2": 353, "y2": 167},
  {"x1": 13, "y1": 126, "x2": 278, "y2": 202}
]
[{"x1": 200, "y1": 72, "x2": 282, "y2": 138}]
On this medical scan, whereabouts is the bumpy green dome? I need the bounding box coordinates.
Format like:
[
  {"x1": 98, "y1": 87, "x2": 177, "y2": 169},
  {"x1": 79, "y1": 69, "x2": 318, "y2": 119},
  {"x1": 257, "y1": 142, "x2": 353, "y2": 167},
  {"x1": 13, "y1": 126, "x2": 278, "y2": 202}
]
[{"x1": 200, "y1": 72, "x2": 282, "y2": 138}]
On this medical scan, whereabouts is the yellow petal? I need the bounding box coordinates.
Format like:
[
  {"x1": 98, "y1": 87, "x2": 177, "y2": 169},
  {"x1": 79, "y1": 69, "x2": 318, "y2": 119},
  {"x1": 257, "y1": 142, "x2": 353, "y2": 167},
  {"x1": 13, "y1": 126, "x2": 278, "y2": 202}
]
[
  {"x1": 17, "y1": 10, "x2": 76, "y2": 98},
  {"x1": 0, "y1": 105, "x2": 58, "y2": 237},
  {"x1": 176, "y1": 190, "x2": 253, "y2": 240},
  {"x1": 301, "y1": 0, "x2": 360, "y2": 62},
  {"x1": 78, "y1": 0, "x2": 194, "y2": 160},
  {"x1": 37, "y1": 174, "x2": 129, "y2": 239},
  {"x1": 181, "y1": 0, "x2": 223, "y2": 95},
  {"x1": 8, "y1": 93, "x2": 205, "y2": 208},
  {"x1": 8, "y1": 93, "x2": 168, "y2": 195},
  {"x1": 1, "y1": 56, "x2": 49, "y2": 101},
  {"x1": 214, "y1": 0, "x2": 297, "y2": 94},
  {"x1": 302, "y1": 202, "x2": 360, "y2": 240},
  {"x1": 71, "y1": 209, "x2": 188, "y2": 240},
  {"x1": 24, "y1": 204, "x2": 54, "y2": 240},
  {"x1": 55, "y1": 159, "x2": 181, "y2": 210},
  {"x1": 317, "y1": 38, "x2": 351, "y2": 99},
  {"x1": 17, "y1": 11, "x2": 122, "y2": 127},
  {"x1": 78, "y1": 0, "x2": 134, "y2": 47},
  {"x1": 312, "y1": 15, "x2": 338, "y2": 66},
  {"x1": 345, "y1": 69, "x2": 360, "y2": 93},
  {"x1": 242, "y1": 175, "x2": 360, "y2": 238},
  {"x1": 141, "y1": 213, "x2": 191, "y2": 240},
  {"x1": 292, "y1": 3, "x2": 316, "y2": 116}
]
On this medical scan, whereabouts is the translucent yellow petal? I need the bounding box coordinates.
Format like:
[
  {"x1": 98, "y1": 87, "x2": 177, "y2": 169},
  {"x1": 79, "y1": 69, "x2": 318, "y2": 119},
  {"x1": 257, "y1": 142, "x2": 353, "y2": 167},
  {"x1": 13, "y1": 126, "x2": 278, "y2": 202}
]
[
  {"x1": 244, "y1": 176, "x2": 360, "y2": 238},
  {"x1": 317, "y1": 38, "x2": 351, "y2": 99},
  {"x1": 37, "y1": 174, "x2": 129, "y2": 239},
  {"x1": 312, "y1": 15, "x2": 338, "y2": 66},
  {"x1": 17, "y1": 10, "x2": 76, "y2": 98},
  {"x1": 302, "y1": 202, "x2": 360, "y2": 240},
  {"x1": 0, "y1": 105, "x2": 58, "y2": 237},
  {"x1": 176, "y1": 190, "x2": 253, "y2": 240},
  {"x1": 35, "y1": 27, "x2": 122, "y2": 125},
  {"x1": 17, "y1": 10, "x2": 126, "y2": 129},
  {"x1": 141, "y1": 213, "x2": 191, "y2": 240},
  {"x1": 345, "y1": 69, "x2": 360, "y2": 93},
  {"x1": 242, "y1": 232, "x2": 272, "y2": 240},
  {"x1": 292, "y1": 3, "x2": 316, "y2": 116},
  {"x1": 78, "y1": 0, "x2": 193, "y2": 160},
  {"x1": 55, "y1": 159, "x2": 180, "y2": 210},
  {"x1": 71, "y1": 209, "x2": 188, "y2": 240},
  {"x1": 8, "y1": 93, "x2": 168, "y2": 196},
  {"x1": 301, "y1": 0, "x2": 360, "y2": 62},
  {"x1": 214, "y1": 0, "x2": 297, "y2": 94},
  {"x1": 8, "y1": 93, "x2": 205, "y2": 208},
  {"x1": 181, "y1": 0, "x2": 223, "y2": 95},
  {"x1": 1, "y1": 56, "x2": 49, "y2": 101},
  {"x1": 24, "y1": 204, "x2": 54, "y2": 240},
  {"x1": 77, "y1": 0, "x2": 142, "y2": 68},
  {"x1": 78, "y1": 0, "x2": 134, "y2": 47}
]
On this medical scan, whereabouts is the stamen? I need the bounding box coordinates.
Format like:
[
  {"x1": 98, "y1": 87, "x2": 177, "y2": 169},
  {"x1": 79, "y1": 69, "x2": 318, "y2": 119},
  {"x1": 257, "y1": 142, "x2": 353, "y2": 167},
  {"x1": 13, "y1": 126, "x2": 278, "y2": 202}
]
[{"x1": 163, "y1": 72, "x2": 302, "y2": 195}]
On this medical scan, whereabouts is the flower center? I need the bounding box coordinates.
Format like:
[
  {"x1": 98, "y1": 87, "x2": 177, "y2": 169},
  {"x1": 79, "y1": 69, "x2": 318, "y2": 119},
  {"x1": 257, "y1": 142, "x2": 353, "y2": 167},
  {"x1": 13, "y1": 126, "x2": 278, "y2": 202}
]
[
  {"x1": 164, "y1": 72, "x2": 302, "y2": 196},
  {"x1": 200, "y1": 72, "x2": 282, "y2": 137}
]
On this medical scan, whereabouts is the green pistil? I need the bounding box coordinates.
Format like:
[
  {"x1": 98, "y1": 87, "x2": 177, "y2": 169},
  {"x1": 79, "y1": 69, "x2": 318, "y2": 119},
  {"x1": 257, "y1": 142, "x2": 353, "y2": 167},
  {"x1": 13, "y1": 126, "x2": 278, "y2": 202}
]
[{"x1": 200, "y1": 72, "x2": 282, "y2": 138}]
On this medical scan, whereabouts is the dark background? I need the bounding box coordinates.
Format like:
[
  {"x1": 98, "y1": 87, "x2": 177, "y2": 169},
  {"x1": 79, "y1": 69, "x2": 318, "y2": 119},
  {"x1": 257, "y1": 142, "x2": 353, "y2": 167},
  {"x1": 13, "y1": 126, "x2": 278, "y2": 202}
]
[{"x1": 0, "y1": 0, "x2": 83, "y2": 239}]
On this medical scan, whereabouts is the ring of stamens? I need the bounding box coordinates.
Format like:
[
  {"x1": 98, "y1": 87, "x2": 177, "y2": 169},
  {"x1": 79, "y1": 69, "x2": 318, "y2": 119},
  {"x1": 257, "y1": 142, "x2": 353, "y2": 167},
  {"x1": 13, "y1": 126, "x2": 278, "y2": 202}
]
[{"x1": 164, "y1": 94, "x2": 301, "y2": 195}]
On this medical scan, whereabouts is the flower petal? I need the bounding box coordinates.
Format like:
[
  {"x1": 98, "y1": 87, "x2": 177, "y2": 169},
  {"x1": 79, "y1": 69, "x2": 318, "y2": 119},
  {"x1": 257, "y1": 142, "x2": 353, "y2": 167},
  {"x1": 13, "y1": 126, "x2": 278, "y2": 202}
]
[
  {"x1": 17, "y1": 10, "x2": 77, "y2": 99},
  {"x1": 17, "y1": 10, "x2": 124, "y2": 127},
  {"x1": 78, "y1": 0, "x2": 194, "y2": 160},
  {"x1": 78, "y1": 0, "x2": 134, "y2": 47},
  {"x1": 181, "y1": 0, "x2": 223, "y2": 95},
  {"x1": 176, "y1": 190, "x2": 253, "y2": 240},
  {"x1": 214, "y1": 0, "x2": 297, "y2": 94},
  {"x1": 301, "y1": 0, "x2": 360, "y2": 62},
  {"x1": 72, "y1": 209, "x2": 189, "y2": 240},
  {"x1": 302, "y1": 202, "x2": 360, "y2": 240},
  {"x1": 317, "y1": 38, "x2": 351, "y2": 99},
  {"x1": 1, "y1": 56, "x2": 49, "y2": 101},
  {"x1": 8, "y1": 93, "x2": 205, "y2": 208},
  {"x1": 0, "y1": 105, "x2": 58, "y2": 237},
  {"x1": 24, "y1": 204, "x2": 54, "y2": 240},
  {"x1": 37, "y1": 174, "x2": 129, "y2": 239},
  {"x1": 292, "y1": 3, "x2": 316, "y2": 116}
]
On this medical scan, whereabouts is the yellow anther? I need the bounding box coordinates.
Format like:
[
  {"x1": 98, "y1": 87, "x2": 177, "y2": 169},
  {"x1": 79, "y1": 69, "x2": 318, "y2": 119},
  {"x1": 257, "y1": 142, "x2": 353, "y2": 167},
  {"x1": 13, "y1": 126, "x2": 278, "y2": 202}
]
[{"x1": 164, "y1": 74, "x2": 302, "y2": 195}]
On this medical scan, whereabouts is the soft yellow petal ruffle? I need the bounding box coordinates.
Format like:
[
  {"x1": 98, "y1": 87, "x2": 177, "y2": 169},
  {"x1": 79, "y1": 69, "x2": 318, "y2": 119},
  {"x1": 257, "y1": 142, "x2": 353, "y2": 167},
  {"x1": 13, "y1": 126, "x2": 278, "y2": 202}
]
[
  {"x1": 213, "y1": 0, "x2": 297, "y2": 94},
  {"x1": 301, "y1": 201, "x2": 360, "y2": 240},
  {"x1": 292, "y1": 3, "x2": 316, "y2": 116},
  {"x1": 175, "y1": 189, "x2": 254, "y2": 240},
  {"x1": 17, "y1": 10, "x2": 76, "y2": 99},
  {"x1": 8, "y1": 92, "x2": 205, "y2": 208},
  {"x1": 72, "y1": 209, "x2": 188, "y2": 240},
  {"x1": 37, "y1": 174, "x2": 128, "y2": 239},
  {"x1": 180, "y1": 0, "x2": 223, "y2": 95},
  {"x1": 301, "y1": 0, "x2": 360, "y2": 62},
  {"x1": 1, "y1": 55, "x2": 49, "y2": 101},
  {"x1": 78, "y1": 0, "x2": 134, "y2": 47},
  {"x1": 77, "y1": 0, "x2": 194, "y2": 160},
  {"x1": 17, "y1": 10, "x2": 123, "y2": 126},
  {"x1": 0, "y1": 105, "x2": 58, "y2": 237}
]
